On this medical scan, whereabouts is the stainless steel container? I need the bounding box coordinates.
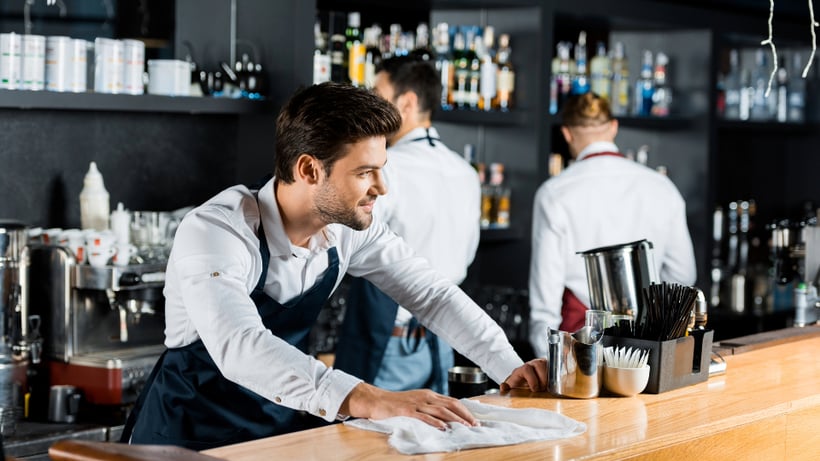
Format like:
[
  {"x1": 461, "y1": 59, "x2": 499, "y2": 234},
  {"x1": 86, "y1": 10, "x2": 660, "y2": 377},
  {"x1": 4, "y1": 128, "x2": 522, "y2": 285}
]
[
  {"x1": 0, "y1": 220, "x2": 29, "y2": 435},
  {"x1": 578, "y1": 239, "x2": 659, "y2": 323},
  {"x1": 547, "y1": 326, "x2": 603, "y2": 399}
]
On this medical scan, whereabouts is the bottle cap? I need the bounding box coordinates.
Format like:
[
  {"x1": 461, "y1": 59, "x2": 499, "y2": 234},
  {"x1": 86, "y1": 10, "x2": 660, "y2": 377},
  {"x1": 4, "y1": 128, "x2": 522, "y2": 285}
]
[{"x1": 83, "y1": 161, "x2": 106, "y2": 190}]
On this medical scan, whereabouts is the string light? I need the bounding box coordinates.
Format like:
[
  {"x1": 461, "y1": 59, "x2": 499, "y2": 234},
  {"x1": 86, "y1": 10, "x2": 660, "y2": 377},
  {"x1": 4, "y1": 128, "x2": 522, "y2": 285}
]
[
  {"x1": 760, "y1": 0, "x2": 777, "y2": 97},
  {"x1": 802, "y1": 0, "x2": 819, "y2": 77}
]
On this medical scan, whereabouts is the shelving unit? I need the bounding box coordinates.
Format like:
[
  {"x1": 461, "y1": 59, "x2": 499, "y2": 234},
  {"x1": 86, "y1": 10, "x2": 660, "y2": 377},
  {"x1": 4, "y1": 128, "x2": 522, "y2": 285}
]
[{"x1": 0, "y1": 90, "x2": 274, "y2": 114}]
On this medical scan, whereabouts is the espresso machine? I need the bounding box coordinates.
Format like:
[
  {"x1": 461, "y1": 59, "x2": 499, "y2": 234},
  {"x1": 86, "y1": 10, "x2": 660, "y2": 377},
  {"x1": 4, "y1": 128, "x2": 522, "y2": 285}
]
[
  {"x1": 0, "y1": 220, "x2": 33, "y2": 435},
  {"x1": 24, "y1": 243, "x2": 166, "y2": 413}
]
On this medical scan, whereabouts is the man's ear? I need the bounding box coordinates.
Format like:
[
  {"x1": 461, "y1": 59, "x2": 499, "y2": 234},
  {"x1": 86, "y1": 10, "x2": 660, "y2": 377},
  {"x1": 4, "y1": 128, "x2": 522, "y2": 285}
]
[
  {"x1": 396, "y1": 91, "x2": 418, "y2": 118},
  {"x1": 560, "y1": 126, "x2": 573, "y2": 144},
  {"x1": 295, "y1": 154, "x2": 321, "y2": 185}
]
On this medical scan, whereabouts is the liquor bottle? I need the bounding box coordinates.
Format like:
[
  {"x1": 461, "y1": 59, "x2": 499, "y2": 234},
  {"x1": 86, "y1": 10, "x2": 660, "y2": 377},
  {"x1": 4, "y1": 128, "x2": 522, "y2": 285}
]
[
  {"x1": 479, "y1": 27, "x2": 497, "y2": 111},
  {"x1": 410, "y1": 22, "x2": 434, "y2": 61},
  {"x1": 388, "y1": 24, "x2": 403, "y2": 56},
  {"x1": 787, "y1": 51, "x2": 806, "y2": 123},
  {"x1": 363, "y1": 26, "x2": 382, "y2": 89},
  {"x1": 467, "y1": 29, "x2": 482, "y2": 110},
  {"x1": 589, "y1": 41, "x2": 611, "y2": 99},
  {"x1": 610, "y1": 42, "x2": 629, "y2": 116},
  {"x1": 723, "y1": 49, "x2": 741, "y2": 120},
  {"x1": 494, "y1": 33, "x2": 515, "y2": 112},
  {"x1": 650, "y1": 52, "x2": 671, "y2": 117},
  {"x1": 775, "y1": 60, "x2": 788, "y2": 122},
  {"x1": 750, "y1": 49, "x2": 772, "y2": 121},
  {"x1": 633, "y1": 50, "x2": 654, "y2": 116},
  {"x1": 452, "y1": 29, "x2": 472, "y2": 109},
  {"x1": 312, "y1": 20, "x2": 330, "y2": 85},
  {"x1": 346, "y1": 12, "x2": 365, "y2": 87},
  {"x1": 550, "y1": 41, "x2": 573, "y2": 114},
  {"x1": 739, "y1": 68, "x2": 753, "y2": 120},
  {"x1": 434, "y1": 22, "x2": 453, "y2": 110},
  {"x1": 490, "y1": 163, "x2": 511, "y2": 228},
  {"x1": 571, "y1": 31, "x2": 590, "y2": 95}
]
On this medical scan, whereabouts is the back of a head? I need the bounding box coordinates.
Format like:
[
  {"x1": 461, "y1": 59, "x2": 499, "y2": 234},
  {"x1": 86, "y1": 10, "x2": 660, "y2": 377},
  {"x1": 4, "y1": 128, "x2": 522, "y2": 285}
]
[
  {"x1": 275, "y1": 82, "x2": 401, "y2": 183},
  {"x1": 560, "y1": 92, "x2": 613, "y2": 127},
  {"x1": 376, "y1": 55, "x2": 441, "y2": 116}
]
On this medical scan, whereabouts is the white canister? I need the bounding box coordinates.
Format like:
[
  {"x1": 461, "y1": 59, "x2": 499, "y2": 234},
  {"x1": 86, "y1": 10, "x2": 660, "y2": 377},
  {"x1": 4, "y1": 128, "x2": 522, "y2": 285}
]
[
  {"x1": 21, "y1": 34, "x2": 46, "y2": 90},
  {"x1": 0, "y1": 33, "x2": 22, "y2": 90},
  {"x1": 148, "y1": 59, "x2": 190, "y2": 96},
  {"x1": 122, "y1": 39, "x2": 145, "y2": 95},
  {"x1": 94, "y1": 37, "x2": 123, "y2": 94},
  {"x1": 45, "y1": 36, "x2": 73, "y2": 92},
  {"x1": 110, "y1": 202, "x2": 131, "y2": 245},
  {"x1": 70, "y1": 39, "x2": 88, "y2": 93}
]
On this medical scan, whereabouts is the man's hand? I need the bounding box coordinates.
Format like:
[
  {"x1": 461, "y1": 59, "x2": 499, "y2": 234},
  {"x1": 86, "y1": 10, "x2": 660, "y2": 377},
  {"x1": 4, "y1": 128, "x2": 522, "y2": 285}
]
[
  {"x1": 339, "y1": 383, "x2": 477, "y2": 430},
  {"x1": 499, "y1": 358, "x2": 548, "y2": 393}
]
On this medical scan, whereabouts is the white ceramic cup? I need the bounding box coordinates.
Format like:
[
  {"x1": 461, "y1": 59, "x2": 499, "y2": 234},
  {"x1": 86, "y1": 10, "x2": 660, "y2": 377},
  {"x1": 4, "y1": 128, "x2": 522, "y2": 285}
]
[
  {"x1": 112, "y1": 242, "x2": 138, "y2": 267},
  {"x1": 85, "y1": 230, "x2": 116, "y2": 267},
  {"x1": 94, "y1": 37, "x2": 124, "y2": 94},
  {"x1": 42, "y1": 228, "x2": 63, "y2": 245},
  {"x1": 70, "y1": 39, "x2": 88, "y2": 93},
  {"x1": 147, "y1": 59, "x2": 190, "y2": 96},
  {"x1": 122, "y1": 39, "x2": 145, "y2": 95},
  {"x1": 58, "y1": 229, "x2": 86, "y2": 263}
]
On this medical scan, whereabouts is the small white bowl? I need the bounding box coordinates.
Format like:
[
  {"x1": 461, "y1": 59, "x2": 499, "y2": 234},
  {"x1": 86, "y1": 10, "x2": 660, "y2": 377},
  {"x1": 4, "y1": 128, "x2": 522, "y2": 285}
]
[{"x1": 603, "y1": 365, "x2": 650, "y2": 397}]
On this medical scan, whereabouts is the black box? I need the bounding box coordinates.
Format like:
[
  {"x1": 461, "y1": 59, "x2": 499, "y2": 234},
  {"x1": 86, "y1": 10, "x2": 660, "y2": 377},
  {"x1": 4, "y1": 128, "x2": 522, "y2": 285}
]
[{"x1": 602, "y1": 329, "x2": 713, "y2": 394}]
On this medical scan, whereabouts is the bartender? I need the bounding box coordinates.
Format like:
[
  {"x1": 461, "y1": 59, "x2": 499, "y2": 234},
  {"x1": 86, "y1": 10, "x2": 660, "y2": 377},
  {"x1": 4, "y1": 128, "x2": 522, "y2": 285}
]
[
  {"x1": 334, "y1": 56, "x2": 481, "y2": 395},
  {"x1": 528, "y1": 92, "x2": 696, "y2": 358},
  {"x1": 123, "y1": 82, "x2": 545, "y2": 450}
]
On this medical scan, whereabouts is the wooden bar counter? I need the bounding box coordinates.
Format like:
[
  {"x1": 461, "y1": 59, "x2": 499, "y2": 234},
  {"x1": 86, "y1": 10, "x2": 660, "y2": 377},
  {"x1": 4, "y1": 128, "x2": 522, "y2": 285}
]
[{"x1": 203, "y1": 328, "x2": 820, "y2": 461}]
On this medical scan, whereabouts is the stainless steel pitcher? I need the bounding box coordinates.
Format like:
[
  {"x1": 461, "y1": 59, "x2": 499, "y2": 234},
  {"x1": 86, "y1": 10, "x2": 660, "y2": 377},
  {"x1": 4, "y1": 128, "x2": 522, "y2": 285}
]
[
  {"x1": 547, "y1": 326, "x2": 603, "y2": 399},
  {"x1": 578, "y1": 239, "x2": 659, "y2": 323}
]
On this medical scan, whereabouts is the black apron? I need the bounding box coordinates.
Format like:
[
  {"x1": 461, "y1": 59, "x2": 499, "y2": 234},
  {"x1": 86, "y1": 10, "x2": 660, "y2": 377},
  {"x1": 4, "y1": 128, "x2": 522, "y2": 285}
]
[
  {"x1": 122, "y1": 224, "x2": 340, "y2": 450},
  {"x1": 334, "y1": 277, "x2": 444, "y2": 391}
]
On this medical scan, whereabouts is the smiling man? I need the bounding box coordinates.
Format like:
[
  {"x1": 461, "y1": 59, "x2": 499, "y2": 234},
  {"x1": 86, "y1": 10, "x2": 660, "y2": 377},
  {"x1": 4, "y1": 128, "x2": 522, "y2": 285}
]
[{"x1": 122, "y1": 82, "x2": 546, "y2": 450}]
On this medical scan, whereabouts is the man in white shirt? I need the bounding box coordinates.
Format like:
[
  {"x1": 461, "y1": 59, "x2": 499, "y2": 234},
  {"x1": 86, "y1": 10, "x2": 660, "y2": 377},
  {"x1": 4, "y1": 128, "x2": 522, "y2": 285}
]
[
  {"x1": 529, "y1": 92, "x2": 697, "y2": 358},
  {"x1": 123, "y1": 82, "x2": 545, "y2": 450},
  {"x1": 334, "y1": 56, "x2": 480, "y2": 394}
]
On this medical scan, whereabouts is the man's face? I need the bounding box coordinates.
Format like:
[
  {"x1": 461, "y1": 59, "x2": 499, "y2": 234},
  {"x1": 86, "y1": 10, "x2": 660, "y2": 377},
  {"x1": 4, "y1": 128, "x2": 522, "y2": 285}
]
[{"x1": 313, "y1": 136, "x2": 388, "y2": 230}]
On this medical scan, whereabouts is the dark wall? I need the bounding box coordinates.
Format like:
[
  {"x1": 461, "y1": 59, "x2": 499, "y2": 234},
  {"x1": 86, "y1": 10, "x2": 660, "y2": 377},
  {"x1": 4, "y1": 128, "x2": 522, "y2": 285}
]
[{"x1": 0, "y1": 110, "x2": 238, "y2": 228}]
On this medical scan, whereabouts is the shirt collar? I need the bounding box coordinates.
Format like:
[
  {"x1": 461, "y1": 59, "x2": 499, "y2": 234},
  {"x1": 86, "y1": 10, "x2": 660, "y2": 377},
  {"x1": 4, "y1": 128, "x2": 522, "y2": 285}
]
[
  {"x1": 390, "y1": 126, "x2": 439, "y2": 148},
  {"x1": 576, "y1": 141, "x2": 620, "y2": 161},
  {"x1": 257, "y1": 177, "x2": 334, "y2": 258}
]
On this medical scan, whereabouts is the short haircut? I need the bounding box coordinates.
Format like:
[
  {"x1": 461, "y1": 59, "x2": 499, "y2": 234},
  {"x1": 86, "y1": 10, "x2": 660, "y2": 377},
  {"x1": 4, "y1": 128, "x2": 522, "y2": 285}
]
[
  {"x1": 275, "y1": 82, "x2": 402, "y2": 183},
  {"x1": 376, "y1": 55, "x2": 440, "y2": 116},
  {"x1": 560, "y1": 92, "x2": 614, "y2": 127}
]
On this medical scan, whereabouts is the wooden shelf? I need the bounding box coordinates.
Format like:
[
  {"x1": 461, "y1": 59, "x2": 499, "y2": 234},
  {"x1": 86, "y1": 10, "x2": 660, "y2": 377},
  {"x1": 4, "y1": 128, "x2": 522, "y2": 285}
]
[{"x1": 0, "y1": 90, "x2": 274, "y2": 115}]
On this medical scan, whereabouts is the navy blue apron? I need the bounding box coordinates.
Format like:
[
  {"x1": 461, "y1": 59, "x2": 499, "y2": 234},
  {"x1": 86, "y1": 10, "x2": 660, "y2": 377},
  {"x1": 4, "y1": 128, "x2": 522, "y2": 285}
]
[
  {"x1": 121, "y1": 223, "x2": 340, "y2": 450},
  {"x1": 334, "y1": 277, "x2": 444, "y2": 392}
]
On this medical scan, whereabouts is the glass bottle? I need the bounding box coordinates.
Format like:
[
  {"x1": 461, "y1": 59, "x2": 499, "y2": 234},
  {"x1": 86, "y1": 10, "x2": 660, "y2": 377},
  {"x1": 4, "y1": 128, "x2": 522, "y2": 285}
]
[
  {"x1": 452, "y1": 30, "x2": 470, "y2": 109},
  {"x1": 650, "y1": 52, "x2": 671, "y2": 117},
  {"x1": 410, "y1": 22, "x2": 433, "y2": 61},
  {"x1": 346, "y1": 12, "x2": 365, "y2": 87},
  {"x1": 312, "y1": 19, "x2": 330, "y2": 85},
  {"x1": 633, "y1": 49, "x2": 654, "y2": 116},
  {"x1": 723, "y1": 49, "x2": 741, "y2": 120},
  {"x1": 589, "y1": 41, "x2": 611, "y2": 99},
  {"x1": 363, "y1": 26, "x2": 382, "y2": 89},
  {"x1": 467, "y1": 29, "x2": 482, "y2": 110},
  {"x1": 571, "y1": 31, "x2": 590, "y2": 95},
  {"x1": 788, "y1": 51, "x2": 806, "y2": 123},
  {"x1": 479, "y1": 27, "x2": 497, "y2": 111},
  {"x1": 750, "y1": 49, "x2": 772, "y2": 121},
  {"x1": 434, "y1": 22, "x2": 453, "y2": 110},
  {"x1": 775, "y1": 60, "x2": 788, "y2": 122},
  {"x1": 550, "y1": 41, "x2": 572, "y2": 114},
  {"x1": 610, "y1": 42, "x2": 629, "y2": 116},
  {"x1": 494, "y1": 33, "x2": 515, "y2": 112}
]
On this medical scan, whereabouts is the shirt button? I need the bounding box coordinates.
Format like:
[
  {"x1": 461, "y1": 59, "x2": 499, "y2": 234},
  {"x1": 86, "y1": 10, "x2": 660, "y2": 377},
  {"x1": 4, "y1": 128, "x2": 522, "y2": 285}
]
[
  {"x1": 318, "y1": 409, "x2": 327, "y2": 417},
  {"x1": 274, "y1": 396, "x2": 282, "y2": 403}
]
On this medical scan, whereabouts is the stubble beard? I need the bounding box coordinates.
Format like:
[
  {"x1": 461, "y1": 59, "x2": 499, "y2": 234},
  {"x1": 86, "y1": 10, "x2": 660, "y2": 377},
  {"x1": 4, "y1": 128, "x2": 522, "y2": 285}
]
[{"x1": 314, "y1": 182, "x2": 373, "y2": 231}]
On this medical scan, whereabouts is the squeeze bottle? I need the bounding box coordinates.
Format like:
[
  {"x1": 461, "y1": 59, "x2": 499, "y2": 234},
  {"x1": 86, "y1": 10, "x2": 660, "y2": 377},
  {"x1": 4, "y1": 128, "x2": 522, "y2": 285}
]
[{"x1": 80, "y1": 161, "x2": 110, "y2": 230}]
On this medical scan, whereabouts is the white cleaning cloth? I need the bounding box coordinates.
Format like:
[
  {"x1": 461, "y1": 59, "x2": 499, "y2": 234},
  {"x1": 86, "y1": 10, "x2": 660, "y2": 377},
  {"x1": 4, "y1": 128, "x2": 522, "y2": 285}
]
[{"x1": 344, "y1": 399, "x2": 586, "y2": 455}]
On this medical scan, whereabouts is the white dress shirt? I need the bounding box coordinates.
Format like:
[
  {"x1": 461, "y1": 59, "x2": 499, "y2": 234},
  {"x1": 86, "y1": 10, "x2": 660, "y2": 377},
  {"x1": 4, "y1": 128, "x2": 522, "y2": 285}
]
[
  {"x1": 528, "y1": 142, "x2": 696, "y2": 358},
  {"x1": 163, "y1": 178, "x2": 521, "y2": 423},
  {"x1": 375, "y1": 126, "x2": 481, "y2": 324}
]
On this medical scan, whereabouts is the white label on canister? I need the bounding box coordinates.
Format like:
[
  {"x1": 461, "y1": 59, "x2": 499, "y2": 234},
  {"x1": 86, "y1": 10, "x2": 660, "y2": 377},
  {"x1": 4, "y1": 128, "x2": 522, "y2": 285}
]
[
  {"x1": 94, "y1": 37, "x2": 124, "y2": 94},
  {"x1": 21, "y1": 34, "x2": 46, "y2": 90},
  {"x1": 122, "y1": 39, "x2": 145, "y2": 95},
  {"x1": 71, "y1": 39, "x2": 87, "y2": 93},
  {"x1": 0, "y1": 33, "x2": 22, "y2": 89},
  {"x1": 46, "y1": 36, "x2": 73, "y2": 92}
]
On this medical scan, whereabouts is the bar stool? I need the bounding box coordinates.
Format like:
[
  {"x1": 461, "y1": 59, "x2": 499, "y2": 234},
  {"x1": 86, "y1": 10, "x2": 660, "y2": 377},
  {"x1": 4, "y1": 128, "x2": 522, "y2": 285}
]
[{"x1": 48, "y1": 440, "x2": 226, "y2": 461}]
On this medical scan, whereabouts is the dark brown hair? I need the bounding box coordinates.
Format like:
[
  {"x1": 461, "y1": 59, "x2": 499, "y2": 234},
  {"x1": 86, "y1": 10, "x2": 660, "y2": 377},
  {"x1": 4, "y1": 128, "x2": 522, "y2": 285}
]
[
  {"x1": 376, "y1": 55, "x2": 440, "y2": 116},
  {"x1": 275, "y1": 82, "x2": 401, "y2": 183},
  {"x1": 560, "y1": 92, "x2": 613, "y2": 127}
]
